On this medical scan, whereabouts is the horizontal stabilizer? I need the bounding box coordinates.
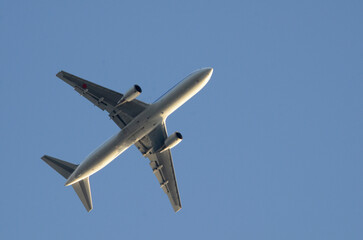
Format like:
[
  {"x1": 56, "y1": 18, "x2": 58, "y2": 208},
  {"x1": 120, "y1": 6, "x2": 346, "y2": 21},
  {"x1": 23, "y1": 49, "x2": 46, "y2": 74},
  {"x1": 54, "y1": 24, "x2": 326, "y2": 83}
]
[
  {"x1": 72, "y1": 177, "x2": 93, "y2": 212},
  {"x1": 41, "y1": 155, "x2": 92, "y2": 212},
  {"x1": 41, "y1": 155, "x2": 78, "y2": 179}
]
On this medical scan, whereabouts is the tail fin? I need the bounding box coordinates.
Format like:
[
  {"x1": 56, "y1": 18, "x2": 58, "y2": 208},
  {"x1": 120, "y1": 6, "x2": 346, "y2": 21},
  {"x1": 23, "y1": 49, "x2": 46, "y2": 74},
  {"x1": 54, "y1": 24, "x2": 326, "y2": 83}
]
[{"x1": 41, "y1": 155, "x2": 93, "y2": 212}]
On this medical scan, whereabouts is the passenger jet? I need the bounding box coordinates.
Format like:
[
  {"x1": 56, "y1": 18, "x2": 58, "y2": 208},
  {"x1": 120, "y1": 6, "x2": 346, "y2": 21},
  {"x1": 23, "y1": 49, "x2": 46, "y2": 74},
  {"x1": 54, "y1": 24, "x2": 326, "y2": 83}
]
[{"x1": 41, "y1": 68, "x2": 213, "y2": 212}]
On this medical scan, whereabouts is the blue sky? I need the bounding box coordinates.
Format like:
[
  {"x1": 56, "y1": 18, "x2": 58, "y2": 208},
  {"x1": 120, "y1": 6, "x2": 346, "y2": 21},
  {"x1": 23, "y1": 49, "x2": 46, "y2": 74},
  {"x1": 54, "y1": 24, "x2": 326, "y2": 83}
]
[{"x1": 1, "y1": 1, "x2": 362, "y2": 239}]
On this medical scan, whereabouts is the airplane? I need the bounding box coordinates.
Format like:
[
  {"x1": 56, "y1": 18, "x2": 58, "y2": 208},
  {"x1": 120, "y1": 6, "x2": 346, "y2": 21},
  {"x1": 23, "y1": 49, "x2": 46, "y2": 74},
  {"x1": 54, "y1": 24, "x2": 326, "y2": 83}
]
[{"x1": 41, "y1": 67, "x2": 213, "y2": 212}]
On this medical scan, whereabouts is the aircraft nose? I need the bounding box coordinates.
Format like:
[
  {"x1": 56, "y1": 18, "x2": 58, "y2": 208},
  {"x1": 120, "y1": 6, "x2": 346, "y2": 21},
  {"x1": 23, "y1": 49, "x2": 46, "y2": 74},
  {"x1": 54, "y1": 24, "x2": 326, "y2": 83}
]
[
  {"x1": 204, "y1": 67, "x2": 213, "y2": 79},
  {"x1": 198, "y1": 67, "x2": 213, "y2": 83}
]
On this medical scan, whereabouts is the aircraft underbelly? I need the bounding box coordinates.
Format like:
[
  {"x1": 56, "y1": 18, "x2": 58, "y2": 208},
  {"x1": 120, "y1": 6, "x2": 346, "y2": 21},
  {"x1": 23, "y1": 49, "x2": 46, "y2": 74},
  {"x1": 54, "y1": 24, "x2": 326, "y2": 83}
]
[
  {"x1": 75, "y1": 114, "x2": 162, "y2": 180},
  {"x1": 74, "y1": 131, "x2": 131, "y2": 179}
]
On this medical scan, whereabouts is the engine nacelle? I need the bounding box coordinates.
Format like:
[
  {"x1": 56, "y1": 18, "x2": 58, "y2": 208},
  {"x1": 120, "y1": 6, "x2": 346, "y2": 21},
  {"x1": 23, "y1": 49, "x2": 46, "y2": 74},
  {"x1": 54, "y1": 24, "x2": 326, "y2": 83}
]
[
  {"x1": 159, "y1": 132, "x2": 183, "y2": 153},
  {"x1": 117, "y1": 85, "x2": 142, "y2": 106}
]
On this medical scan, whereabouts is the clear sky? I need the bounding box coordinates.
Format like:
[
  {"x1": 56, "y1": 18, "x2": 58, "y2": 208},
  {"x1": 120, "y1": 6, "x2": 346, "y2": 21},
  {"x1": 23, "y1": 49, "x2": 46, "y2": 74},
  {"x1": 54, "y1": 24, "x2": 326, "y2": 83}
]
[{"x1": 1, "y1": 1, "x2": 362, "y2": 239}]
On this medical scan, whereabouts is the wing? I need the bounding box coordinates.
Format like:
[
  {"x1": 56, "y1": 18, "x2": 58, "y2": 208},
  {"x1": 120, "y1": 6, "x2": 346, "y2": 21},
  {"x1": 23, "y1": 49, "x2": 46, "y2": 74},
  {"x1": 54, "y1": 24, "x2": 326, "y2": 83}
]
[
  {"x1": 56, "y1": 71, "x2": 149, "y2": 129},
  {"x1": 135, "y1": 122, "x2": 182, "y2": 212}
]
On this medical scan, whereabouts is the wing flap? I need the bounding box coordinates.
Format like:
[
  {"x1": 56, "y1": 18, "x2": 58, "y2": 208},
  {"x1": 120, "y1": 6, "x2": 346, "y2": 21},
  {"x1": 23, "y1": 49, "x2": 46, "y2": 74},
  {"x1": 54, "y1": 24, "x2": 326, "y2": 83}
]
[{"x1": 73, "y1": 85, "x2": 108, "y2": 111}]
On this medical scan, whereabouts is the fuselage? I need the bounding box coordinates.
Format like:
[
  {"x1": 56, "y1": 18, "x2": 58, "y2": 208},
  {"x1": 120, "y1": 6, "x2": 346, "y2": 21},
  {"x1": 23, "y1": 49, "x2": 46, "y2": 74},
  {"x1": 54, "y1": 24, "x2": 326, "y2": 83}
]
[{"x1": 65, "y1": 68, "x2": 213, "y2": 186}]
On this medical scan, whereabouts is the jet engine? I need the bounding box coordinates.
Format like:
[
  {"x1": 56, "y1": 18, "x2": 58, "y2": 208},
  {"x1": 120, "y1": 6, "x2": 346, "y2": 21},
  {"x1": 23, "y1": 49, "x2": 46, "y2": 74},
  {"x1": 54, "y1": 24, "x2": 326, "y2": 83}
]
[
  {"x1": 117, "y1": 85, "x2": 142, "y2": 106},
  {"x1": 159, "y1": 132, "x2": 183, "y2": 153}
]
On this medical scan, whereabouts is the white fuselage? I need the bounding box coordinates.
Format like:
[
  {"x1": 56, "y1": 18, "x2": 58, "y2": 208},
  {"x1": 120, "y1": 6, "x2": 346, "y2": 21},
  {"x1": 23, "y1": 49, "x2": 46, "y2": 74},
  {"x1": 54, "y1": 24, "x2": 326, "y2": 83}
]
[{"x1": 65, "y1": 68, "x2": 213, "y2": 186}]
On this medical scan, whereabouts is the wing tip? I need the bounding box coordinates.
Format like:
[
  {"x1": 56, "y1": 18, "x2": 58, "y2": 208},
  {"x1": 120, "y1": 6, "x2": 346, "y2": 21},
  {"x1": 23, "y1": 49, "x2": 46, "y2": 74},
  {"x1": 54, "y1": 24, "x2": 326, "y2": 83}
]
[
  {"x1": 173, "y1": 205, "x2": 182, "y2": 213},
  {"x1": 56, "y1": 71, "x2": 64, "y2": 78},
  {"x1": 85, "y1": 204, "x2": 93, "y2": 212}
]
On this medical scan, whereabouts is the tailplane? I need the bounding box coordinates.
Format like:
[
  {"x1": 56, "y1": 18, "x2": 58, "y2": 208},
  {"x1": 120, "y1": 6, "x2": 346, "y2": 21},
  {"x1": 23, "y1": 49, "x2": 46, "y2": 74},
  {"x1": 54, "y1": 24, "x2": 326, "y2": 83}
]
[
  {"x1": 41, "y1": 155, "x2": 93, "y2": 212},
  {"x1": 71, "y1": 177, "x2": 93, "y2": 212},
  {"x1": 41, "y1": 155, "x2": 78, "y2": 178}
]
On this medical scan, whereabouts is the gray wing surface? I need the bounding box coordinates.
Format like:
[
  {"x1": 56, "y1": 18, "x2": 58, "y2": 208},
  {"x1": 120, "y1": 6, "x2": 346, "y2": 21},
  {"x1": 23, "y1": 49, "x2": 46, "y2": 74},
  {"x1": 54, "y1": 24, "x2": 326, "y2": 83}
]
[
  {"x1": 135, "y1": 122, "x2": 182, "y2": 212},
  {"x1": 56, "y1": 71, "x2": 149, "y2": 129}
]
